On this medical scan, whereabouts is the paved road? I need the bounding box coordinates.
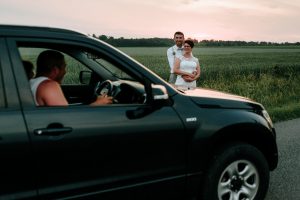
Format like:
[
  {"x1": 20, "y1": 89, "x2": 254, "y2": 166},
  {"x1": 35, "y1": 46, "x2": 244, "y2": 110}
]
[{"x1": 265, "y1": 118, "x2": 300, "y2": 200}]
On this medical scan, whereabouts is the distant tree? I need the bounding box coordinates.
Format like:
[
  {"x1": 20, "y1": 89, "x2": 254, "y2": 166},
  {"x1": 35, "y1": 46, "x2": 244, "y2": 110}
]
[
  {"x1": 98, "y1": 35, "x2": 108, "y2": 41},
  {"x1": 90, "y1": 33, "x2": 299, "y2": 47}
]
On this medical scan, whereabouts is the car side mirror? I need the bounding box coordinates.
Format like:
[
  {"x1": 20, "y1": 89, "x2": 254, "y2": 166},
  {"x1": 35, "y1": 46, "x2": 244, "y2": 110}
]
[
  {"x1": 150, "y1": 84, "x2": 172, "y2": 107},
  {"x1": 144, "y1": 77, "x2": 171, "y2": 105},
  {"x1": 79, "y1": 71, "x2": 92, "y2": 84},
  {"x1": 152, "y1": 84, "x2": 169, "y2": 100},
  {"x1": 126, "y1": 83, "x2": 171, "y2": 119}
]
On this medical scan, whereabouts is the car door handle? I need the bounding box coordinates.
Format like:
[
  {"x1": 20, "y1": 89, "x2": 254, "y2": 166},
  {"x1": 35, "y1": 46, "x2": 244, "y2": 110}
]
[{"x1": 34, "y1": 125, "x2": 73, "y2": 136}]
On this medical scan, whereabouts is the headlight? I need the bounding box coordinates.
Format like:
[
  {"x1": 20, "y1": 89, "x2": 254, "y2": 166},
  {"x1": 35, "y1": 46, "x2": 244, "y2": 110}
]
[{"x1": 262, "y1": 110, "x2": 273, "y2": 127}]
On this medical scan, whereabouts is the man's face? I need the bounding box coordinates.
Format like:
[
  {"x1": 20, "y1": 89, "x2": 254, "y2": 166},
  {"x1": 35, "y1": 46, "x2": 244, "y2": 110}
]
[
  {"x1": 174, "y1": 34, "x2": 184, "y2": 47},
  {"x1": 55, "y1": 61, "x2": 67, "y2": 84}
]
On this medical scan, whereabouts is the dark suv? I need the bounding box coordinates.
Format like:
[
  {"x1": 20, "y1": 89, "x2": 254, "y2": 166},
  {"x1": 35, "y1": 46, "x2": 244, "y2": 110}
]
[{"x1": 0, "y1": 25, "x2": 278, "y2": 200}]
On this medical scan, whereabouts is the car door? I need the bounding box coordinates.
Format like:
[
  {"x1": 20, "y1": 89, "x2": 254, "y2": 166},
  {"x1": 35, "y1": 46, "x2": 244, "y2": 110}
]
[
  {"x1": 8, "y1": 38, "x2": 187, "y2": 199},
  {"x1": 0, "y1": 38, "x2": 37, "y2": 199}
]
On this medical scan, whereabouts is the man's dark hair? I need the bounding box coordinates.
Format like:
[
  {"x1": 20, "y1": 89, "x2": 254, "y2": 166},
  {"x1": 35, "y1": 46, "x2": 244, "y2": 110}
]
[
  {"x1": 36, "y1": 50, "x2": 65, "y2": 76},
  {"x1": 174, "y1": 31, "x2": 184, "y2": 37},
  {"x1": 185, "y1": 39, "x2": 194, "y2": 48}
]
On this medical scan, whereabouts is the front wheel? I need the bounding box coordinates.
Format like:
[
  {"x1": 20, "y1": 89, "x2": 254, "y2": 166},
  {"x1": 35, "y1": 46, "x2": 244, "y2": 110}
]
[{"x1": 200, "y1": 143, "x2": 270, "y2": 200}]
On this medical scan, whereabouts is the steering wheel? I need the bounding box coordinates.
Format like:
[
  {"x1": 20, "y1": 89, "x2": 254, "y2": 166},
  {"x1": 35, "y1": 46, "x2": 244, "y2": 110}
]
[{"x1": 94, "y1": 80, "x2": 114, "y2": 96}]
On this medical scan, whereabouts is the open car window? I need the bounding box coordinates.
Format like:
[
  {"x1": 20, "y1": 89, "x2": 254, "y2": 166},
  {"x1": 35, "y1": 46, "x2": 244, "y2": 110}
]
[
  {"x1": 17, "y1": 44, "x2": 147, "y2": 106},
  {"x1": 19, "y1": 47, "x2": 91, "y2": 85}
]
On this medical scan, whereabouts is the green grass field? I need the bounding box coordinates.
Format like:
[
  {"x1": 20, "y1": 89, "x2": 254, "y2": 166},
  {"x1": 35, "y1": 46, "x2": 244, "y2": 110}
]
[
  {"x1": 21, "y1": 46, "x2": 300, "y2": 122},
  {"x1": 119, "y1": 47, "x2": 300, "y2": 122}
]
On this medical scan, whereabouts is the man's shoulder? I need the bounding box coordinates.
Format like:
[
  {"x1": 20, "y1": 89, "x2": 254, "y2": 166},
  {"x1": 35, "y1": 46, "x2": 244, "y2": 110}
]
[
  {"x1": 30, "y1": 76, "x2": 49, "y2": 88},
  {"x1": 167, "y1": 45, "x2": 175, "y2": 52},
  {"x1": 38, "y1": 79, "x2": 59, "y2": 91},
  {"x1": 31, "y1": 76, "x2": 49, "y2": 83},
  {"x1": 41, "y1": 78, "x2": 57, "y2": 85},
  {"x1": 167, "y1": 46, "x2": 176, "y2": 56}
]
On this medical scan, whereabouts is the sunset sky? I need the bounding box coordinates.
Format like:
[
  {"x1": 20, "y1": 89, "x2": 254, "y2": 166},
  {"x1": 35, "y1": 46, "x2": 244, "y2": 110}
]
[{"x1": 0, "y1": 0, "x2": 299, "y2": 42}]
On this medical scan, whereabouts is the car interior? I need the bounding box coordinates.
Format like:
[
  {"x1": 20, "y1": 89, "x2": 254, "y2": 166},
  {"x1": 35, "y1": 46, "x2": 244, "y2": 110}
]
[{"x1": 18, "y1": 44, "x2": 148, "y2": 106}]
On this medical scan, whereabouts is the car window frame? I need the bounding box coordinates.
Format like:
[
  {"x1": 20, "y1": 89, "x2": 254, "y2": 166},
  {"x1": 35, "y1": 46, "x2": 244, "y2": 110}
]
[
  {"x1": 6, "y1": 37, "x2": 151, "y2": 108},
  {"x1": 0, "y1": 38, "x2": 6, "y2": 108},
  {"x1": 1, "y1": 38, "x2": 25, "y2": 109}
]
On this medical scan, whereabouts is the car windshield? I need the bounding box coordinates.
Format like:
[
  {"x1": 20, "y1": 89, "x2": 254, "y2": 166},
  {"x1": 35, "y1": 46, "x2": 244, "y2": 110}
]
[
  {"x1": 85, "y1": 52, "x2": 134, "y2": 81},
  {"x1": 95, "y1": 58, "x2": 134, "y2": 80}
]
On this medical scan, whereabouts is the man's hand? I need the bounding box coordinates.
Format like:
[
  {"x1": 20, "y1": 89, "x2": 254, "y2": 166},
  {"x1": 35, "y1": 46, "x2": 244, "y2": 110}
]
[
  {"x1": 181, "y1": 75, "x2": 194, "y2": 82},
  {"x1": 91, "y1": 95, "x2": 113, "y2": 105},
  {"x1": 182, "y1": 71, "x2": 198, "y2": 82}
]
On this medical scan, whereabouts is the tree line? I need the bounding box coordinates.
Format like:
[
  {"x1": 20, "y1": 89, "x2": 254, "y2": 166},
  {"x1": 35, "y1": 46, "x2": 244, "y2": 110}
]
[{"x1": 92, "y1": 34, "x2": 300, "y2": 47}]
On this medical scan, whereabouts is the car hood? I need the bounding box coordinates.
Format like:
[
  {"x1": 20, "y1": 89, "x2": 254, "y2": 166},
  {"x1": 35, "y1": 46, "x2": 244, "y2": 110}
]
[{"x1": 182, "y1": 88, "x2": 262, "y2": 110}]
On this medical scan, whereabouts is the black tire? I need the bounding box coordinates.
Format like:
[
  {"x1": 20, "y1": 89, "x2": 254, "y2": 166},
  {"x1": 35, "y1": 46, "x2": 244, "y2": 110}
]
[{"x1": 199, "y1": 143, "x2": 270, "y2": 200}]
